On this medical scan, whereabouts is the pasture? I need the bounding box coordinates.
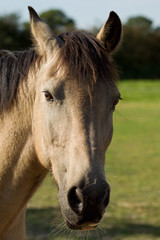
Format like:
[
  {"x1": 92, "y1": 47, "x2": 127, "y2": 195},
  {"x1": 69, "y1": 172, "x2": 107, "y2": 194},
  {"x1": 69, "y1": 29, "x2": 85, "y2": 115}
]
[{"x1": 26, "y1": 80, "x2": 160, "y2": 240}]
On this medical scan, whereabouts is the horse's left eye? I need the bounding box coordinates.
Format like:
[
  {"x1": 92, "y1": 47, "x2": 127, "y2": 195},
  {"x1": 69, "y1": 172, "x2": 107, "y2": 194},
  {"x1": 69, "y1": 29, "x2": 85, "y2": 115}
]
[
  {"x1": 112, "y1": 97, "x2": 121, "y2": 111},
  {"x1": 43, "y1": 91, "x2": 54, "y2": 101},
  {"x1": 113, "y1": 98, "x2": 119, "y2": 106}
]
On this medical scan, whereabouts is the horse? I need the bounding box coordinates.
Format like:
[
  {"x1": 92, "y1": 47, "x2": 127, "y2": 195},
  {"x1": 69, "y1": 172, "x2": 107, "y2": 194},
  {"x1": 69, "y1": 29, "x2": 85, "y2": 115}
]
[{"x1": 0, "y1": 6, "x2": 122, "y2": 240}]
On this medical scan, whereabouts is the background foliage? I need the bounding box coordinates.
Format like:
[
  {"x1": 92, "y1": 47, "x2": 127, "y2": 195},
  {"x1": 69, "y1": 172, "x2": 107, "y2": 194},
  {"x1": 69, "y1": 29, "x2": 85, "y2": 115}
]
[
  {"x1": 0, "y1": 9, "x2": 159, "y2": 79},
  {"x1": 114, "y1": 16, "x2": 160, "y2": 79}
]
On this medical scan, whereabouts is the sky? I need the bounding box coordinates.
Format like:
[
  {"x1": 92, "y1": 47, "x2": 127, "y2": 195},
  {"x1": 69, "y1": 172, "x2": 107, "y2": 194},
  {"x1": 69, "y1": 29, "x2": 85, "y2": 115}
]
[{"x1": 0, "y1": 0, "x2": 159, "y2": 29}]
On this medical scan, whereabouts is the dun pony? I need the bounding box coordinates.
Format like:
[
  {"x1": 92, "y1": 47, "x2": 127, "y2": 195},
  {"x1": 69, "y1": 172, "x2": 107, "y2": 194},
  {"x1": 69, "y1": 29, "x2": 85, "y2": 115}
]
[{"x1": 0, "y1": 7, "x2": 122, "y2": 240}]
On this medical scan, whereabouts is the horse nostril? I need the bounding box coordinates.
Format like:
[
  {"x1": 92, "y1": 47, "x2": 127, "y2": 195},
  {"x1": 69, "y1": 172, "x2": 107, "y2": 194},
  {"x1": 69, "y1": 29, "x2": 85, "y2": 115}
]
[
  {"x1": 97, "y1": 182, "x2": 110, "y2": 209},
  {"x1": 68, "y1": 187, "x2": 83, "y2": 214},
  {"x1": 102, "y1": 188, "x2": 110, "y2": 209}
]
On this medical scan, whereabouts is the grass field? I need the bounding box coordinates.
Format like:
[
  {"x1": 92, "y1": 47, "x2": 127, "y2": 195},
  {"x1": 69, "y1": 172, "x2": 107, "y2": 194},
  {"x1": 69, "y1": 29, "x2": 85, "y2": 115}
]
[{"x1": 26, "y1": 80, "x2": 160, "y2": 240}]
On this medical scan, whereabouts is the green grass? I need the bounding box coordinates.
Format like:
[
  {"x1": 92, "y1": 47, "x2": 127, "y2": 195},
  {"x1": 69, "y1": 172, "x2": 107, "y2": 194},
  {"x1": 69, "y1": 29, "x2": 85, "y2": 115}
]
[{"x1": 26, "y1": 80, "x2": 160, "y2": 240}]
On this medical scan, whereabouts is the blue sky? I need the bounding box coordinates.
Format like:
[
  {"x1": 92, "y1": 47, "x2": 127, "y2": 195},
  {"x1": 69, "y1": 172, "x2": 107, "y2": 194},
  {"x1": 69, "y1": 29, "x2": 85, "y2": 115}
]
[{"x1": 0, "y1": 0, "x2": 159, "y2": 29}]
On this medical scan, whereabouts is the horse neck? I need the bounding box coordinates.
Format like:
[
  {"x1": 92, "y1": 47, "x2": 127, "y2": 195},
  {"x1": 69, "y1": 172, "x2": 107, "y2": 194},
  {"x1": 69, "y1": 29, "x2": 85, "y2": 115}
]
[
  {"x1": 0, "y1": 65, "x2": 37, "y2": 166},
  {"x1": 0, "y1": 66, "x2": 48, "y2": 236}
]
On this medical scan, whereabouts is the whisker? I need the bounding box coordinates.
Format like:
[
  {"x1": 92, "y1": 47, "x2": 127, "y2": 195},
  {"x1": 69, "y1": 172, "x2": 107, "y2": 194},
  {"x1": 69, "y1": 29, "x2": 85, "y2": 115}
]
[
  {"x1": 63, "y1": 225, "x2": 70, "y2": 236},
  {"x1": 96, "y1": 228, "x2": 101, "y2": 240},
  {"x1": 98, "y1": 226, "x2": 106, "y2": 233},
  {"x1": 86, "y1": 230, "x2": 90, "y2": 240},
  {"x1": 97, "y1": 225, "x2": 108, "y2": 239},
  {"x1": 67, "y1": 229, "x2": 75, "y2": 239},
  {"x1": 49, "y1": 221, "x2": 66, "y2": 238}
]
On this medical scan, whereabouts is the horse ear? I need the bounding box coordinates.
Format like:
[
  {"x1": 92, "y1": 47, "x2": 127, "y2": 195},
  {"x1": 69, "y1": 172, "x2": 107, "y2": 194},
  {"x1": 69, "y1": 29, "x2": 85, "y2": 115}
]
[
  {"x1": 28, "y1": 6, "x2": 64, "y2": 55},
  {"x1": 97, "y1": 11, "x2": 122, "y2": 54}
]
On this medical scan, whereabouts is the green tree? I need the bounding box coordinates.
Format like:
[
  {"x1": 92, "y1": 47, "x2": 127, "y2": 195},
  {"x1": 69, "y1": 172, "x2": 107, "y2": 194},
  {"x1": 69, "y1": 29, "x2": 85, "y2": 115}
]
[
  {"x1": 40, "y1": 9, "x2": 76, "y2": 34},
  {"x1": 0, "y1": 9, "x2": 76, "y2": 51},
  {"x1": 0, "y1": 13, "x2": 31, "y2": 50},
  {"x1": 126, "y1": 16, "x2": 153, "y2": 31},
  {"x1": 114, "y1": 16, "x2": 160, "y2": 79}
]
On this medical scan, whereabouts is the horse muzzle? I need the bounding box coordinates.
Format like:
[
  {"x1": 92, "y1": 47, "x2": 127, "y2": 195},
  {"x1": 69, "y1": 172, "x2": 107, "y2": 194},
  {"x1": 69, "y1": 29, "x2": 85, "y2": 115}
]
[{"x1": 59, "y1": 179, "x2": 110, "y2": 230}]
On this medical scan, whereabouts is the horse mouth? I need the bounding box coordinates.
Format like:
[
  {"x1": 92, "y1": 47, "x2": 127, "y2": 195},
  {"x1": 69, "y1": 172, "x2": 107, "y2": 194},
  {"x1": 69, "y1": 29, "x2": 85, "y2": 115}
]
[
  {"x1": 58, "y1": 179, "x2": 110, "y2": 231},
  {"x1": 66, "y1": 220, "x2": 98, "y2": 231}
]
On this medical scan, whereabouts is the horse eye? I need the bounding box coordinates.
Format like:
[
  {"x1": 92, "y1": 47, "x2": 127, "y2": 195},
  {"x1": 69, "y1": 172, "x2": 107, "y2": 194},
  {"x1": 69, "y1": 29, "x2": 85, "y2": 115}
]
[
  {"x1": 113, "y1": 99, "x2": 119, "y2": 106},
  {"x1": 112, "y1": 97, "x2": 121, "y2": 111},
  {"x1": 43, "y1": 91, "x2": 54, "y2": 102},
  {"x1": 113, "y1": 96, "x2": 122, "y2": 106}
]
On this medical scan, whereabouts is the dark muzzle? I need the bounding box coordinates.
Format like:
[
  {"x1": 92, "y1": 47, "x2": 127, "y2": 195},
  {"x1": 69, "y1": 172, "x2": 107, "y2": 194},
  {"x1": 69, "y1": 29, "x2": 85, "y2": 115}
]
[{"x1": 66, "y1": 180, "x2": 110, "y2": 229}]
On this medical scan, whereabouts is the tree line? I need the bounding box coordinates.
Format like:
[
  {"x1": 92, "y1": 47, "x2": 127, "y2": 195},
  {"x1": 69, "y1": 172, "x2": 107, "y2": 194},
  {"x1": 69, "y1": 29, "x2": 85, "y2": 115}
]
[
  {"x1": 114, "y1": 16, "x2": 160, "y2": 79},
  {"x1": 0, "y1": 9, "x2": 159, "y2": 79}
]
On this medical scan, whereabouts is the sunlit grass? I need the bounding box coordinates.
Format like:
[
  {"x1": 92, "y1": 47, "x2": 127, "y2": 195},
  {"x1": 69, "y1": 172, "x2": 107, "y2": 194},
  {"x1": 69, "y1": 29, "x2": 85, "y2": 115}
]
[{"x1": 26, "y1": 80, "x2": 160, "y2": 240}]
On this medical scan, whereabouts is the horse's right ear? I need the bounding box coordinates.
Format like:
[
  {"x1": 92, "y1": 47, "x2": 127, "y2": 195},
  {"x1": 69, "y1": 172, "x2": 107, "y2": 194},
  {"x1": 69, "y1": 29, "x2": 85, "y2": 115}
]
[
  {"x1": 97, "y1": 11, "x2": 122, "y2": 54},
  {"x1": 28, "y1": 6, "x2": 64, "y2": 55}
]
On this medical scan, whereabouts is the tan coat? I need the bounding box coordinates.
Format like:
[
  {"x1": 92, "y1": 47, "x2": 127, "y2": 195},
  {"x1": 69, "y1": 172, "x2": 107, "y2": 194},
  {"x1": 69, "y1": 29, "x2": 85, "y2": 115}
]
[{"x1": 0, "y1": 7, "x2": 122, "y2": 240}]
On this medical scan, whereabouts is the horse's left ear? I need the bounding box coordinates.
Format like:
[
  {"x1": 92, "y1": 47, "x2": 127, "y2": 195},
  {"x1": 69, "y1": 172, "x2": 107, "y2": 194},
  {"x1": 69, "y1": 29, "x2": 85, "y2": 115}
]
[
  {"x1": 97, "y1": 11, "x2": 122, "y2": 54},
  {"x1": 28, "y1": 6, "x2": 64, "y2": 55}
]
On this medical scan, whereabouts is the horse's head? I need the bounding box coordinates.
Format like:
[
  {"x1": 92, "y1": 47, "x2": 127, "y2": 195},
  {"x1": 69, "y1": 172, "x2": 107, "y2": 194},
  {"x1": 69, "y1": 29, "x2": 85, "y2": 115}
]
[{"x1": 29, "y1": 7, "x2": 122, "y2": 230}]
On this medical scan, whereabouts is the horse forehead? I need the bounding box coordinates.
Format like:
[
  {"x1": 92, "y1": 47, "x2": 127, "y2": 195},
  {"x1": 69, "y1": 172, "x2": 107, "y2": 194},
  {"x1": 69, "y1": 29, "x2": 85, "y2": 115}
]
[
  {"x1": 65, "y1": 82, "x2": 118, "y2": 114},
  {"x1": 42, "y1": 74, "x2": 117, "y2": 101},
  {"x1": 40, "y1": 60, "x2": 118, "y2": 101}
]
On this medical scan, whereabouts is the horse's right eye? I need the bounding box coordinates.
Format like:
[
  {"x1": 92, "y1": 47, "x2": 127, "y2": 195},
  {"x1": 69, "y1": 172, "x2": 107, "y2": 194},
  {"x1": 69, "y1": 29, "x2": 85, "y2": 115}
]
[{"x1": 43, "y1": 91, "x2": 54, "y2": 102}]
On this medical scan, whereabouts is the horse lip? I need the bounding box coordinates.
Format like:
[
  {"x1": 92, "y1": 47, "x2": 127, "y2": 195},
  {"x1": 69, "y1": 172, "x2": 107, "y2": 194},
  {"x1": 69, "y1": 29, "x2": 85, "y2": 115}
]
[
  {"x1": 81, "y1": 224, "x2": 98, "y2": 231},
  {"x1": 66, "y1": 220, "x2": 81, "y2": 230},
  {"x1": 88, "y1": 223, "x2": 98, "y2": 227},
  {"x1": 66, "y1": 220, "x2": 98, "y2": 231}
]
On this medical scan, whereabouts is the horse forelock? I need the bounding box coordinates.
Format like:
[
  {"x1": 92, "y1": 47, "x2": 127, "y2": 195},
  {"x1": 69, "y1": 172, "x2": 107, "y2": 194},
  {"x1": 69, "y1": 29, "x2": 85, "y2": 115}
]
[{"x1": 53, "y1": 31, "x2": 118, "y2": 85}]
